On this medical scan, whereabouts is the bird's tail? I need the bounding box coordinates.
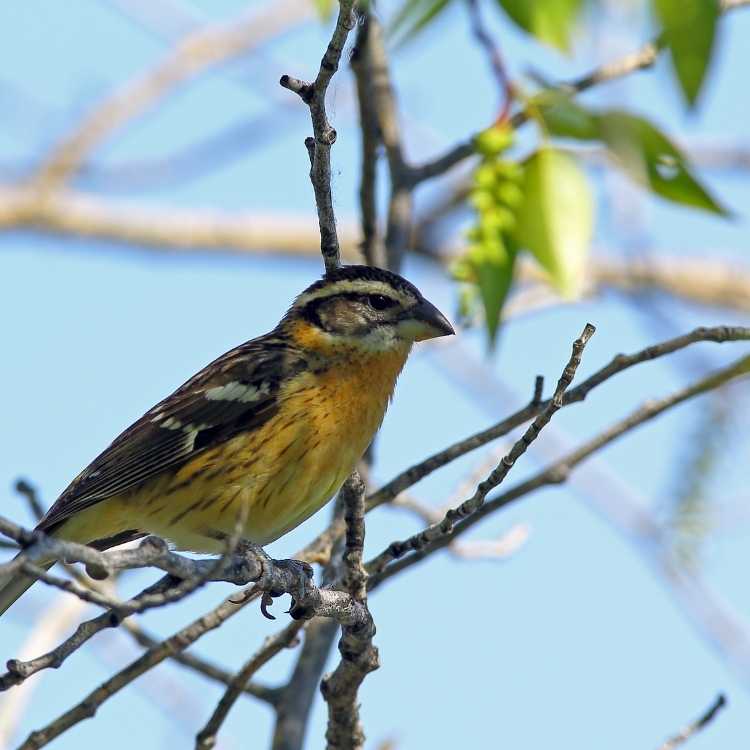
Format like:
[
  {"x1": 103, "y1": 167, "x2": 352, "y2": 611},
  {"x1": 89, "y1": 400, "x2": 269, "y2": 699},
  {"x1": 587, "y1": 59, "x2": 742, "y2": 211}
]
[{"x1": 0, "y1": 556, "x2": 55, "y2": 617}]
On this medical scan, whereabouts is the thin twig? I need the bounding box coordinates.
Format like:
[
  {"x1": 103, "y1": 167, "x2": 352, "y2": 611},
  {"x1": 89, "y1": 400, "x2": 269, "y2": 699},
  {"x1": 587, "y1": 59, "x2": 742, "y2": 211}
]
[
  {"x1": 368, "y1": 323, "x2": 596, "y2": 573},
  {"x1": 367, "y1": 325, "x2": 750, "y2": 511},
  {"x1": 194, "y1": 621, "x2": 304, "y2": 750},
  {"x1": 121, "y1": 620, "x2": 278, "y2": 704},
  {"x1": 465, "y1": 0, "x2": 513, "y2": 122},
  {"x1": 657, "y1": 694, "x2": 727, "y2": 750},
  {"x1": 407, "y1": 0, "x2": 750, "y2": 185},
  {"x1": 280, "y1": 0, "x2": 356, "y2": 271},
  {"x1": 15, "y1": 589, "x2": 259, "y2": 750},
  {"x1": 14, "y1": 480, "x2": 45, "y2": 522},
  {"x1": 371, "y1": 354, "x2": 750, "y2": 585}
]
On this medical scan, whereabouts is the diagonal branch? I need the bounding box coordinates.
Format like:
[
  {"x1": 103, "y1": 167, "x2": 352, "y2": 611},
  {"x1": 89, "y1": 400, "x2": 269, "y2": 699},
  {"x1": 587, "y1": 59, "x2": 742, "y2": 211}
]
[
  {"x1": 370, "y1": 354, "x2": 750, "y2": 585},
  {"x1": 407, "y1": 0, "x2": 750, "y2": 185},
  {"x1": 368, "y1": 323, "x2": 596, "y2": 573},
  {"x1": 367, "y1": 325, "x2": 750, "y2": 510},
  {"x1": 120, "y1": 620, "x2": 278, "y2": 704},
  {"x1": 657, "y1": 693, "x2": 727, "y2": 750},
  {"x1": 194, "y1": 621, "x2": 304, "y2": 750}
]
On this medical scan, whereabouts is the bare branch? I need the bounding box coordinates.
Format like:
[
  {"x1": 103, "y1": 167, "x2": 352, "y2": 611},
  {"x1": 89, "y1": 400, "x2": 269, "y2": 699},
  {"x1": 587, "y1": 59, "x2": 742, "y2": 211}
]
[
  {"x1": 14, "y1": 480, "x2": 45, "y2": 522},
  {"x1": 0, "y1": 595, "x2": 88, "y2": 748},
  {"x1": 368, "y1": 323, "x2": 596, "y2": 573},
  {"x1": 372, "y1": 354, "x2": 750, "y2": 584},
  {"x1": 194, "y1": 621, "x2": 304, "y2": 750},
  {"x1": 15, "y1": 589, "x2": 258, "y2": 750},
  {"x1": 364, "y1": 15, "x2": 410, "y2": 270},
  {"x1": 350, "y1": 16, "x2": 384, "y2": 267},
  {"x1": 322, "y1": 473, "x2": 378, "y2": 750},
  {"x1": 465, "y1": 0, "x2": 514, "y2": 122},
  {"x1": 367, "y1": 326, "x2": 750, "y2": 510},
  {"x1": 0, "y1": 530, "x2": 366, "y2": 691},
  {"x1": 280, "y1": 0, "x2": 356, "y2": 271},
  {"x1": 121, "y1": 620, "x2": 278, "y2": 704},
  {"x1": 657, "y1": 694, "x2": 727, "y2": 750},
  {"x1": 407, "y1": 0, "x2": 750, "y2": 185},
  {"x1": 0, "y1": 186, "x2": 363, "y2": 260}
]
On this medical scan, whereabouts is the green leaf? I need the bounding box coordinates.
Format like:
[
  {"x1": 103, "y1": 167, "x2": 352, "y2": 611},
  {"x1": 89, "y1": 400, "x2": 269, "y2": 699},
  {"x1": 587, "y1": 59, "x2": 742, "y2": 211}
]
[
  {"x1": 390, "y1": 0, "x2": 452, "y2": 43},
  {"x1": 496, "y1": 0, "x2": 584, "y2": 51},
  {"x1": 467, "y1": 240, "x2": 517, "y2": 346},
  {"x1": 597, "y1": 111, "x2": 728, "y2": 214},
  {"x1": 513, "y1": 148, "x2": 592, "y2": 299},
  {"x1": 653, "y1": 0, "x2": 720, "y2": 106},
  {"x1": 533, "y1": 91, "x2": 600, "y2": 140}
]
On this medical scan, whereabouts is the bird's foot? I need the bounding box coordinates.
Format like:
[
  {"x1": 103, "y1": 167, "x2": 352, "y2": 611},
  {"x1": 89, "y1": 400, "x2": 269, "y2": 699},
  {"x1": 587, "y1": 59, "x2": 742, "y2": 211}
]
[{"x1": 259, "y1": 557, "x2": 314, "y2": 621}]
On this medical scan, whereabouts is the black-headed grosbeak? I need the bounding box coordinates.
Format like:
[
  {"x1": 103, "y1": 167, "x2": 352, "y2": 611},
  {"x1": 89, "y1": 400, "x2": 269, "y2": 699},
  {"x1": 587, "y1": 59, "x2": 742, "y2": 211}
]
[{"x1": 0, "y1": 264, "x2": 453, "y2": 614}]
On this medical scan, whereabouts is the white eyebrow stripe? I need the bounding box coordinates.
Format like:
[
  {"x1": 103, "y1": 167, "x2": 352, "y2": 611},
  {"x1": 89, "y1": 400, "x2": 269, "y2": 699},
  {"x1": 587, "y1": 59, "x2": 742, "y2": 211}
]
[
  {"x1": 295, "y1": 279, "x2": 411, "y2": 307},
  {"x1": 203, "y1": 381, "x2": 270, "y2": 403}
]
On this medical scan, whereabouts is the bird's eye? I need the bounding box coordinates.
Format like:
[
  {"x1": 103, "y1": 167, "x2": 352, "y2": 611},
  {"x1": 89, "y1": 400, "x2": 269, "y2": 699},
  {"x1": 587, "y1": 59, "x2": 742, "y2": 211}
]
[{"x1": 367, "y1": 294, "x2": 395, "y2": 311}]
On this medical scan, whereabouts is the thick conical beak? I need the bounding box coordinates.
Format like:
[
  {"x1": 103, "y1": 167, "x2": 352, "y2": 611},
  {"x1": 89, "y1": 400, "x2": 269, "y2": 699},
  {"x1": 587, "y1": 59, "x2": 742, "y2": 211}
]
[{"x1": 399, "y1": 298, "x2": 455, "y2": 342}]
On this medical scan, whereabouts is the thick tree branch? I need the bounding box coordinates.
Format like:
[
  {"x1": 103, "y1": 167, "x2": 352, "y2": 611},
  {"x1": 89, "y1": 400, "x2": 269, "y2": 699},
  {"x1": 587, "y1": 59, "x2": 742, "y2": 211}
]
[{"x1": 0, "y1": 530, "x2": 365, "y2": 691}]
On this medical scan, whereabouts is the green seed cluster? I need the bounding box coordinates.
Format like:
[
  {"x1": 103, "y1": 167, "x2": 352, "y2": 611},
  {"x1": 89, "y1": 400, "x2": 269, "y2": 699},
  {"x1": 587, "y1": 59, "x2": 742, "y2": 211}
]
[{"x1": 466, "y1": 127, "x2": 523, "y2": 257}]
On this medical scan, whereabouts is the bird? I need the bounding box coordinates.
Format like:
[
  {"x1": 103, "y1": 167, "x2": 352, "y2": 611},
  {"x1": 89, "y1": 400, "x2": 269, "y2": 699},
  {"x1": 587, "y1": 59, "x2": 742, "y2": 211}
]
[{"x1": 0, "y1": 264, "x2": 454, "y2": 615}]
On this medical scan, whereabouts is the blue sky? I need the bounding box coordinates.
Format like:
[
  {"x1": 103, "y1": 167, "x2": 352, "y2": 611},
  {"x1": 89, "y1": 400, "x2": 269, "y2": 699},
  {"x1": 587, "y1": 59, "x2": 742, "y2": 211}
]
[{"x1": 1, "y1": 1, "x2": 749, "y2": 748}]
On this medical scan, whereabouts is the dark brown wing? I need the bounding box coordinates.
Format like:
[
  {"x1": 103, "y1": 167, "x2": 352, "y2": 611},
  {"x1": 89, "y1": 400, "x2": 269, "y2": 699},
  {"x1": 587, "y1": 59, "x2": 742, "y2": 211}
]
[{"x1": 38, "y1": 332, "x2": 307, "y2": 535}]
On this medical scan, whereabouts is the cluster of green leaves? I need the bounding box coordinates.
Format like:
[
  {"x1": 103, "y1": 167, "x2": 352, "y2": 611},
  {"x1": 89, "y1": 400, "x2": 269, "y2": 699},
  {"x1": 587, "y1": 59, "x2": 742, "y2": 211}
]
[
  {"x1": 459, "y1": 92, "x2": 728, "y2": 345},
  {"x1": 389, "y1": 0, "x2": 729, "y2": 345},
  {"x1": 392, "y1": 0, "x2": 722, "y2": 106},
  {"x1": 455, "y1": 126, "x2": 593, "y2": 345}
]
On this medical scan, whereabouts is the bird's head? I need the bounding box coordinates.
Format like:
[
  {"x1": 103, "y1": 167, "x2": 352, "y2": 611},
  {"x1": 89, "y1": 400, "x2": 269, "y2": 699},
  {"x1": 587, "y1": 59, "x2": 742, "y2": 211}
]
[{"x1": 282, "y1": 265, "x2": 454, "y2": 354}]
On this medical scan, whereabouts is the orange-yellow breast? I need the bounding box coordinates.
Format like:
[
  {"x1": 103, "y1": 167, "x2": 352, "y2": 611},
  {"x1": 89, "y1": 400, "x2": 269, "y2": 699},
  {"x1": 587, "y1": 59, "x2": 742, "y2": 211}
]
[{"x1": 57, "y1": 341, "x2": 410, "y2": 552}]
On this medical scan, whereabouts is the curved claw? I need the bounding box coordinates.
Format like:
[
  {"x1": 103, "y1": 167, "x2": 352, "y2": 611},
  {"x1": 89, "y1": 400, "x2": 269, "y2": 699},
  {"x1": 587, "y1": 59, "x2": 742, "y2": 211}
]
[{"x1": 260, "y1": 592, "x2": 276, "y2": 620}]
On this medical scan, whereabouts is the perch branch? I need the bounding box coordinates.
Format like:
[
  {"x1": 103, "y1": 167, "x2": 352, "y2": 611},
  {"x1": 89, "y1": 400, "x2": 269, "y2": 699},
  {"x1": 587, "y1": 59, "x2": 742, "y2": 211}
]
[{"x1": 321, "y1": 473, "x2": 379, "y2": 750}]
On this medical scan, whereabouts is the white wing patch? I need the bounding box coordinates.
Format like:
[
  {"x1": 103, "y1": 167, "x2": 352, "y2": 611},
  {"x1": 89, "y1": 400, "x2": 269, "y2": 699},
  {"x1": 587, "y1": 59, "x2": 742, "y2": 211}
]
[{"x1": 204, "y1": 381, "x2": 270, "y2": 403}]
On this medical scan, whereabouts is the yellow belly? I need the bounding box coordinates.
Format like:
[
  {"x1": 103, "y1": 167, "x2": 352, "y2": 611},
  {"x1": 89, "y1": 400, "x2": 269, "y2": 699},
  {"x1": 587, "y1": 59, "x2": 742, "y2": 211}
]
[{"x1": 57, "y1": 346, "x2": 409, "y2": 552}]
